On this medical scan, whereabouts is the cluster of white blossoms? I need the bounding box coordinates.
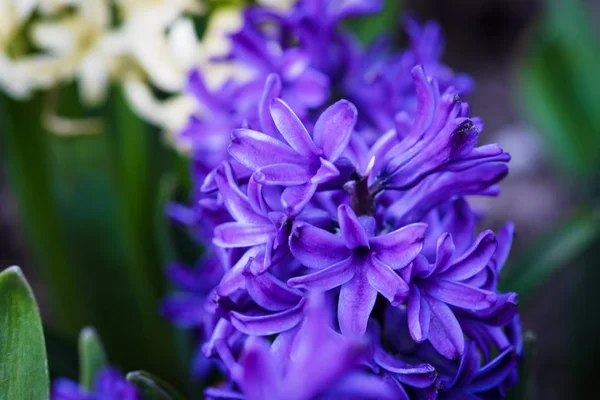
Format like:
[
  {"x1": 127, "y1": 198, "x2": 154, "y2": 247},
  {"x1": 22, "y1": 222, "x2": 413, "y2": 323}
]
[{"x1": 0, "y1": 0, "x2": 295, "y2": 137}]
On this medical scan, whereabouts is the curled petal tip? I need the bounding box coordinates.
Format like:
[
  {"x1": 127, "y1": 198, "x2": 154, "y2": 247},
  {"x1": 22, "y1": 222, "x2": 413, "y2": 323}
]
[
  {"x1": 411, "y1": 64, "x2": 426, "y2": 77},
  {"x1": 253, "y1": 171, "x2": 266, "y2": 183}
]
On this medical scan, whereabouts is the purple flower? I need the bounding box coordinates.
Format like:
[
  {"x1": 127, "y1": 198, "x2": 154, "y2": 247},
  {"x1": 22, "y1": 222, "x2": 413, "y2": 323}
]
[
  {"x1": 291, "y1": 0, "x2": 382, "y2": 78},
  {"x1": 163, "y1": 2, "x2": 523, "y2": 396},
  {"x1": 211, "y1": 162, "x2": 281, "y2": 272},
  {"x1": 52, "y1": 368, "x2": 138, "y2": 400},
  {"x1": 360, "y1": 320, "x2": 439, "y2": 399},
  {"x1": 405, "y1": 229, "x2": 499, "y2": 360},
  {"x1": 438, "y1": 341, "x2": 518, "y2": 399},
  {"x1": 206, "y1": 294, "x2": 399, "y2": 400},
  {"x1": 160, "y1": 256, "x2": 224, "y2": 328},
  {"x1": 177, "y1": 5, "x2": 332, "y2": 174},
  {"x1": 229, "y1": 98, "x2": 358, "y2": 215},
  {"x1": 374, "y1": 65, "x2": 508, "y2": 192},
  {"x1": 288, "y1": 204, "x2": 426, "y2": 335},
  {"x1": 383, "y1": 164, "x2": 508, "y2": 226},
  {"x1": 344, "y1": 18, "x2": 474, "y2": 132},
  {"x1": 403, "y1": 18, "x2": 474, "y2": 97},
  {"x1": 228, "y1": 17, "x2": 330, "y2": 113}
]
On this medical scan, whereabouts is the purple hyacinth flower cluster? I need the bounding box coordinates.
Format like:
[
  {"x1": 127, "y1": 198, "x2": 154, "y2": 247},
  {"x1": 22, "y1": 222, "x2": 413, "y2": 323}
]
[
  {"x1": 163, "y1": 1, "x2": 522, "y2": 399},
  {"x1": 52, "y1": 367, "x2": 138, "y2": 400}
]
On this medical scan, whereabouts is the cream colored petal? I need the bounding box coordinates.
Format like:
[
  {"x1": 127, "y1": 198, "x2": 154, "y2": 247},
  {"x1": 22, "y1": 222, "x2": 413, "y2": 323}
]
[
  {"x1": 99, "y1": 30, "x2": 130, "y2": 56},
  {"x1": 38, "y1": 0, "x2": 80, "y2": 15},
  {"x1": 16, "y1": 54, "x2": 65, "y2": 87},
  {"x1": 77, "y1": 50, "x2": 108, "y2": 106},
  {"x1": 202, "y1": 7, "x2": 243, "y2": 58},
  {"x1": 14, "y1": 0, "x2": 38, "y2": 21},
  {"x1": 79, "y1": 0, "x2": 110, "y2": 29},
  {"x1": 197, "y1": 57, "x2": 255, "y2": 91},
  {"x1": 160, "y1": 94, "x2": 196, "y2": 132},
  {"x1": 0, "y1": 55, "x2": 35, "y2": 98},
  {"x1": 123, "y1": 74, "x2": 195, "y2": 131},
  {"x1": 127, "y1": 4, "x2": 185, "y2": 92},
  {"x1": 257, "y1": 0, "x2": 297, "y2": 12},
  {"x1": 123, "y1": 75, "x2": 167, "y2": 126},
  {"x1": 167, "y1": 17, "x2": 200, "y2": 71},
  {"x1": 31, "y1": 22, "x2": 75, "y2": 55}
]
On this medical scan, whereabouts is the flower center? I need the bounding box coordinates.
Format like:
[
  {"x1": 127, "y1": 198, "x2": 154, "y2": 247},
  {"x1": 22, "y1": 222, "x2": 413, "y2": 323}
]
[{"x1": 350, "y1": 176, "x2": 375, "y2": 216}]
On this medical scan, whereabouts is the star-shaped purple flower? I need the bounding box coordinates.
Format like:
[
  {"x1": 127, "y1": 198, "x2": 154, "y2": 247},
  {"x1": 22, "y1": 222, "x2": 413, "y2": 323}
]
[
  {"x1": 229, "y1": 97, "x2": 358, "y2": 215},
  {"x1": 375, "y1": 65, "x2": 509, "y2": 192},
  {"x1": 206, "y1": 294, "x2": 399, "y2": 400},
  {"x1": 438, "y1": 341, "x2": 518, "y2": 399},
  {"x1": 406, "y1": 230, "x2": 499, "y2": 359},
  {"x1": 288, "y1": 204, "x2": 426, "y2": 335}
]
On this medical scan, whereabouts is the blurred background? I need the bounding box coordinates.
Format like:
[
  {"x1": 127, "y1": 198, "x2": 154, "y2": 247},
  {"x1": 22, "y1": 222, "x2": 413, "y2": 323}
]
[{"x1": 1, "y1": 0, "x2": 599, "y2": 399}]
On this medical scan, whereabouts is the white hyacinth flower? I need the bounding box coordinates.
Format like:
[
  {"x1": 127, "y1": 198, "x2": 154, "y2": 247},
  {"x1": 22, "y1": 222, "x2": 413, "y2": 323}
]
[
  {"x1": 0, "y1": 0, "x2": 39, "y2": 97},
  {"x1": 26, "y1": 0, "x2": 114, "y2": 105},
  {"x1": 121, "y1": 6, "x2": 250, "y2": 136},
  {"x1": 0, "y1": 0, "x2": 298, "y2": 138}
]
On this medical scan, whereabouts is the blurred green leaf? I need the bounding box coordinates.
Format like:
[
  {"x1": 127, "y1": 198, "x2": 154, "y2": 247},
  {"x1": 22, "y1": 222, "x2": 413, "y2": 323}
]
[
  {"x1": 0, "y1": 93, "x2": 86, "y2": 336},
  {"x1": 520, "y1": 0, "x2": 600, "y2": 176},
  {"x1": 78, "y1": 327, "x2": 108, "y2": 389},
  {"x1": 156, "y1": 174, "x2": 179, "y2": 267},
  {"x1": 500, "y1": 208, "x2": 600, "y2": 302},
  {"x1": 2, "y1": 83, "x2": 185, "y2": 387},
  {"x1": 106, "y1": 87, "x2": 184, "y2": 385},
  {"x1": 126, "y1": 371, "x2": 187, "y2": 400},
  {"x1": 506, "y1": 331, "x2": 537, "y2": 400},
  {"x1": 0, "y1": 266, "x2": 49, "y2": 400},
  {"x1": 346, "y1": 0, "x2": 402, "y2": 45}
]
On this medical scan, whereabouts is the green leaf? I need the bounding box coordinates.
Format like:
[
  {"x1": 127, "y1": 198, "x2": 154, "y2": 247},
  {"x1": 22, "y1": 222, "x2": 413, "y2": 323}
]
[
  {"x1": 0, "y1": 93, "x2": 87, "y2": 336},
  {"x1": 506, "y1": 331, "x2": 537, "y2": 400},
  {"x1": 126, "y1": 371, "x2": 187, "y2": 400},
  {"x1": 0, "y1": 266, "x2": 49, "y2": 400},
  {"x1": 79, "y1": 327, "x2": 108, "y2": 389},
  {"x1": 519, "y1": 0, "x2": 600, "y2": 176},
  {"x1": 106, "y1": 87, "x2": 184, "y2": 385},
  {"x1": 1, "y1": 80, "x2": 184, "y2": 385},
  {"x1": 345, "y1": 0, "x2": 403, "y2": 45},
  {"x1": 500, "y1": 208, "x2": 600, "y2": 302}
]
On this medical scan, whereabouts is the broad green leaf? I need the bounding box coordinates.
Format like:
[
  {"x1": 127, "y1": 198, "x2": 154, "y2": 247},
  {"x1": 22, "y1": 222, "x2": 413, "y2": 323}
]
[
  {"x1": 79, "y1": 327, "x2": 108, "y2": 389},
  {"x1": 519, "y1": 0, "x2": 600, "y2": 176},
  {"x1": 126, "y1": 371, "x2": 187, "y2": 400},
  {"x1": 0, "y1": 266, "x2": 49, "y2": 400},
  {"x1": 500, "y1": 209, "x2": 600, "y2": 303}
]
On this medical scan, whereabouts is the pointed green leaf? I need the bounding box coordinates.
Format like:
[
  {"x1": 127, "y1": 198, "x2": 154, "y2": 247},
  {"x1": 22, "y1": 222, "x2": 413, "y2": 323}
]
[
  {"x1": 79, "y1": 327, "x2": 108, "y2": 389},
  {"x1": 0, "y1": 266, "x2": 49, "y2": 399},
  {"x1": 126, "y1": 371, "x2": 187, "y2": 400},
  {"x1": 500, "y1": 209, "x2": 600, "y2": 303}
]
